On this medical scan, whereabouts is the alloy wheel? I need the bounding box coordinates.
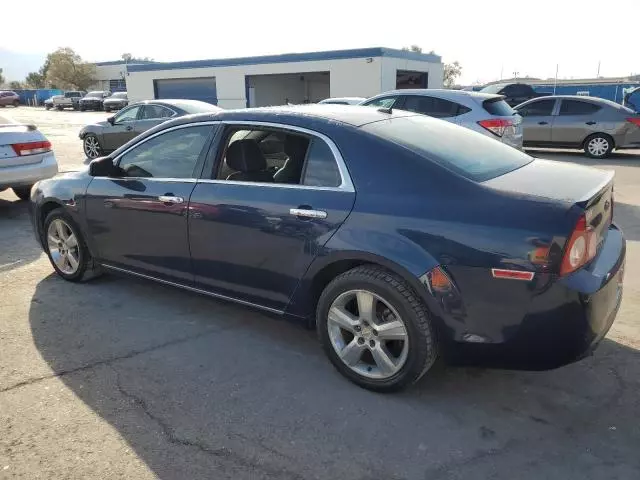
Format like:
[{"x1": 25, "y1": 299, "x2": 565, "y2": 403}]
[
  {"x1": 47, "y1": 219, "x2": 80, "y2": 275},
  {"x1": 327, "y1": 289, "x2": 409, "y2": 379},
  {"x1": 84, "y1": 136, "x2": 101, "y2": 158},
  {"x1": 587, "y1": 137, "x2": 609, "y2": 157}
]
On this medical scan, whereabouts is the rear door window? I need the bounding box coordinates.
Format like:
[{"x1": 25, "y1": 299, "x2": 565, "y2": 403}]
[
  {"x1": 401, "y1": 96, "x2": 470, "y2": 118},
  {"x1": 517, "y1": 99, "x2": 555, "y2": 117},
  {"x1": 559, "y1": 100, "x2": 601, "y2": 115},
  {"x1": 363, "y1": 115, "x2": 532, "y2": 182},
  {"x1": 302, "y1": 139, "x2": 341, "y2": 187}
]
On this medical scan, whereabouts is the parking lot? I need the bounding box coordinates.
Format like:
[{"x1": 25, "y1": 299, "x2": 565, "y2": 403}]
[{"x1": 1, "y1": 107, "x2": 640, "y2": 479}]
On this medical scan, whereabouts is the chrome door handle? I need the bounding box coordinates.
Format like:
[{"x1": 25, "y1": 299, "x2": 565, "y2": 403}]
[
  {"x1": 158, "y1": 195, "x2": 184, "y2": 204},
  {"x1": 289, "y1": 208, "x2": 327, "y2": 219}
]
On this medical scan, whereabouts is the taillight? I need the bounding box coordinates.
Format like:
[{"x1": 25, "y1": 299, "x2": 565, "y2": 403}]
[
  {"x1": 11, "y1": 140, "x2": 52, "y2": 156},
  {"x1": 626, "y1": 117, "x2": 640, "y2": 127},
  {"x1": 477, "y1": 118, "x2": 513, "y2": 137},
  {"x1": 560, "y1": 216, "x2": 597, "y2": 276}
]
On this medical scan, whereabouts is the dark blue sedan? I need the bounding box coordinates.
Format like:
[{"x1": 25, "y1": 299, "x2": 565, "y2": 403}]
[{"x1": 29, "y1": 105, "x2": 625, "y2": 392}]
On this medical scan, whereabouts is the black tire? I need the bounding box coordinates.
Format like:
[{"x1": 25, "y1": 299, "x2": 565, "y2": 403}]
[
  {"x1": 317, "y1": 265, "x2": 437, "y2": 392},
  {"x1": 12, "y1": 186, "x2": 32, "y2": 201},
  {"x1": 584, "y1": 133, "x2": 614, "y2": 159},
  {"x1": 56, "y1": 105, "x2": 63, "y2": 111},
  {"x1": 79, "y1": 105, "x2": 86, "y2": 111},
  {"x1": 43, "y1": 208, "x2": 101, "y2": 282},
  {"x1": 45, "y1": 104, "x2": 52, "y2": 110},
  {"x1": 83, "y1": 133, "x2": 102, "y2": 159},
  {"x1": 13, "y1": 100, "x2": 19, "y2": 107}
]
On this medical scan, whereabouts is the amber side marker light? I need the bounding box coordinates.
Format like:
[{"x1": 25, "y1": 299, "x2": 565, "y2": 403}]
[{"x1": 491, "y1": 269, "x2": 535, "y2": 281}]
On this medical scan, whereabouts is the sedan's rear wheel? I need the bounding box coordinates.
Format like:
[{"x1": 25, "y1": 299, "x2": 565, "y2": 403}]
[
  {"x1": 317, "y1": 265, "x2": 437, "y2": 392},
  {"x1": 83, "y1": 134, "x2": 102, "y2": 159},
  {"x1": 44, "y1": 209, "x2": 101, "y2": 282},
  {"x1": 584, "y1": 134, "x2": 613, "y2": 159}
]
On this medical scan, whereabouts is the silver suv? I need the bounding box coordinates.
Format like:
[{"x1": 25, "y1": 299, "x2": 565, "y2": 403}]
[{"x1": 361, "y1": 89, "x2": 523, "y2": 150}]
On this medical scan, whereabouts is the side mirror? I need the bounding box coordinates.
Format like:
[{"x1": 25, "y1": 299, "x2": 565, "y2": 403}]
[
  {"x1": 89, "y1": 156, "x2": 117, "y2": 177},
  {"x1": 107, "y1": 116, "x2": 115, "y2": 125}
]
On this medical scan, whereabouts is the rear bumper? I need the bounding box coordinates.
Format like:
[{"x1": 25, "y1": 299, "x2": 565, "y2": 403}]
[
  {"x1": 0, "y1": 152, "x2": 58, "y2": 189},
  {"x1": 445, "y1": 225, "x2": 626, "y2": 369}
]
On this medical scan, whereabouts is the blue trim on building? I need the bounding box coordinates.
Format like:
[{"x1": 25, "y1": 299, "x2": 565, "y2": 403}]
[{"x1": 126, "y1": 47, "x2": 441, "y2": 73}]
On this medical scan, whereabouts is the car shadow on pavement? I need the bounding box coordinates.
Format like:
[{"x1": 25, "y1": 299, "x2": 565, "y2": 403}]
[
  {"x1": 0, "y1": 197, "x2": 43, "y2": 272},
  {"x1": 27, "y1": 272, "x2": 640, "y2": 480}
]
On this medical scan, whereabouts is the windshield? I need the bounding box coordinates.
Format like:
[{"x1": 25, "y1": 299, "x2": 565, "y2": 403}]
[
  {"x1": 112, "y1": 92, "x2": 127, "y2": 99},
  {"x1": 86, "y1": 91, "x2": 103, "y2": 98},
  {"x1": 362, "y1": 114, "x2": 533, "y2": 182}
]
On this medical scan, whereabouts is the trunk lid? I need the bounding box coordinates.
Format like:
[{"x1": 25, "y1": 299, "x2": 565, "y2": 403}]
[{"x1": 0, "y1": 125, "x2": 48, "y2": 167}]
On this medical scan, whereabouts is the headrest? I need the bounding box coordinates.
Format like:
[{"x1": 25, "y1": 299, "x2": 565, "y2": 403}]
[
  {"x1": 284, "y1": 134, "x2": 310, "y2": 157},
  {"x1": 226, "y1": 139, "x2": 266, "y2": 172}
]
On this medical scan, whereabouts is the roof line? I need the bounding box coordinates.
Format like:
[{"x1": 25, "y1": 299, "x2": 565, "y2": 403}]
[{"x1": 126, "y1": 47, "x2": 441, "y2": 73}]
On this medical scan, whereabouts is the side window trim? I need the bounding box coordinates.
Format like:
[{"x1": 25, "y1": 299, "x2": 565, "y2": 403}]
[
  {"x1": 363, "y1": 96, "x2": 399, "y2": 108},
  {"x1": 200, "y1": 120, "x2": 355, "y2": 192},
  {"x1": 110, "y1": 121, "x2": 220, "y2": 180}
]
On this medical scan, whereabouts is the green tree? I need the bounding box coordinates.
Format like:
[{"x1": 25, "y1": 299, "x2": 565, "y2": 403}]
[
  {"x1": 0, "y1": 68, "x2": 5, "y2": 86},
  {"x1": 443, "y1": 61, "x2": 462, "y2": 88},
  {"x1": 45, "y1": 48, "x2": 95, "y2": 90},
  {"x1": 8, "y1": 80, "x2": 23, "y2": 89},
  {"x1": 402, "y1": 45, "x2": 423, "y2": 53},
  {"x1": 25, "y1": 71, "x2": 46, "y2": 88}
]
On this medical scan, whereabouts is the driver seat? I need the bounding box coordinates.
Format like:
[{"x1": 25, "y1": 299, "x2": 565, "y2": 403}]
[{"x1": 225, "y1": 139, "x2": 274, "y2": 182}]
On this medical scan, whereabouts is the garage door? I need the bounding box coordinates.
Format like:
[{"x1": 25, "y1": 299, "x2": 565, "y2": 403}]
[{"x1": 154, "y1": 77, "x2": 217, "y2": 105}]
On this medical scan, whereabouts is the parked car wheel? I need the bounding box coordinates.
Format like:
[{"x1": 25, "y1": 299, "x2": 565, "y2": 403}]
[
  {"x1": 44, "y1": 209, "x2": 101, "y2": 282},
  {"x1": 83, "y1": 134, "x2": 102, "y2": 159},
  {"x1": 13, "y1": 100, "x2": 19, "y2": 107},
  {"x1": 104, "y1": 105, "x2": 110, "y2": 113},
  {"x1": 584, "y1": 133, "x2": 614, "y2": 159},
  {"x1": 79, "y1": 105, "x2": 86, "y2": 111},
  {"x1": 56, "y1": 105, "x2": 63, "y2": 111},
  {"x1": 317, "y1": 265, "x2": 438, "y2": 392},
  {"x1": 12, "y1": 186, "x2": 32, "y2": 201},
  {"x1": 45, "y1": 104, "x2": 52, "y2": 110}
]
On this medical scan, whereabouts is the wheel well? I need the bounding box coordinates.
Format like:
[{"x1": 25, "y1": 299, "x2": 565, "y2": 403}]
[
  {"x1": 37, "y1": 202, "x2": 63, "y2": 243},
  {"x1": 582, "y1": 132, "x2": 615, "y2": 149}
]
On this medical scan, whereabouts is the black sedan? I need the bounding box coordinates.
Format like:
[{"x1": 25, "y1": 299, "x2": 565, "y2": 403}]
[
  {"x1": 29, "y1": 105, "x2": 625, "y2": 392},
  {"x1": 79, "y1": 99, "x2": 221, "y2": 160},
  {"x1": 103, "y1": 91, "x2": 128, "y2": 112},
  {"x1": 79, "y1": 91, "x2": 111, "y2": 111}
]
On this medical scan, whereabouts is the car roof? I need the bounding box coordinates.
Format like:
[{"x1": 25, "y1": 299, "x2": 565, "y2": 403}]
[
  {"x1": 521, "y1": 95, "x2": 624, "y2": 108},
  {"x1": 367, "y1": 89, "x2": 502, "y2": 102},
  {"x1": 178, "y1": 104, "x2": 421, "y2": 128},
  {"x1": 129, "y1": 98, "x2": 221, "y2": 112},
  {"x1": 319, "y1": 97, "x2": 366, "y2": 103}
]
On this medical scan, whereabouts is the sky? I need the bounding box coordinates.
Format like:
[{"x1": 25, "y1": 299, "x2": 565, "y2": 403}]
[{"x1": 1, "y1": 0, "x2": 638, "y2": 84}]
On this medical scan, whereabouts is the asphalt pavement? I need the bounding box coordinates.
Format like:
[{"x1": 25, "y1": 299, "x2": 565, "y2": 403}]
[{"x1": 1, "y1": 108, "x2": 639, "y2": 480}]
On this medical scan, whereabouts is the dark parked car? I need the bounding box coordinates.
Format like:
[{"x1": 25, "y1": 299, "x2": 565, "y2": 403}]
[
  {"x1": 480, "y1": 83, "x2": 548, "y2": 107},
  {"x1": 30, "y1": 105, "x2": 625, "y2": 392},
  {"x1": 79, "y1": 99, "x2": 221, "y2": 159},
  {"x1": 79, "y1": 91, "x2": 111, "y2": 111},
  {"x1": 103, "y1": 91, "x2": 128, "y2": 112},
  {"x1": 515, "y1": 95, "x2": 640, "y2": 158},
  {"x1": 0, "y1": 91, "x2": 20, "y2": 107}
]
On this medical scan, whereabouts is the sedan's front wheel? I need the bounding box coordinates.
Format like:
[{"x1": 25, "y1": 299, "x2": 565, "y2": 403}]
[
  {"x1": 317, "y1": 265, "x2": 437, "y2": 392},
  {"x1": 83, "y1": 134, "x2": 102, "y2": 159},
  {"x1": 44, "y1": 209, "x2": 101, "y2": 282}
]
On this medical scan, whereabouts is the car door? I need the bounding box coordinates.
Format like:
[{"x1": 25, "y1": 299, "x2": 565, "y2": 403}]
[
  {"x1": 188, "y1": 122, "x2": 356, "y2": 312},
  {"x1": 84, "y1": 123, "x2": 218, "y2": 282},
  {"x1": 551, "y1": 99, "x2": 603, "y2": 146},
  {"x1": 517, "y1": 98, "x2": 557, "y2": 145},
  {"x1": 102, "y1": 105, "x2": 142, "y2": 151},
  {"x1": 135, "y1": 104, "x2": 177, "y2": 136}
]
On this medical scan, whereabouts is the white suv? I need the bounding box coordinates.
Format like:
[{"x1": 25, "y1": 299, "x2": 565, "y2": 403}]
[
  {"x1": 361, "y1": 89, "x2": 523, "y2": 150},
  {"x1": 0, "y1": 124, "x2": 58, "y2": 200}
]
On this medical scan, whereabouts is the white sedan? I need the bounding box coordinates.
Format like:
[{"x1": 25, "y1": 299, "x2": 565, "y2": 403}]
[{"x1": 0, "y1": 124, "x2": 58, "y2": 200}]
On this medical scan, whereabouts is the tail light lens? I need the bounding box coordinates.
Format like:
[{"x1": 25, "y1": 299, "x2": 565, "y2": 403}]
[
  {"x1": 11, "y1": 140, "x2": 52, "y2": 156},
  {"x1": 477, "y1": 118, "x2": 514, "y2": 137},
  {"x1": 626, "y1": 117, "x2": 640, "y2": 127},
  {"x1": 560, "y1": 216, "x2": 597, "y2": 276}
]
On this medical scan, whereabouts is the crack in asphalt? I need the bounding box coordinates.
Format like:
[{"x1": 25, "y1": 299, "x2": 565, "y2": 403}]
[
  {"x1": 110, "y1": 364, "x2": 308, "y2": 480},
  {"x1": 0, "y1": 328, "x2": 219, "y2": 394}
]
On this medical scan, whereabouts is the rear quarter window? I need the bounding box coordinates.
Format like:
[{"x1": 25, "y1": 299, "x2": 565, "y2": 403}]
[
  {"x1": 483, "y1": 99, "x2": 515, "y2": 116},
  {"x1": 363, "y1": 115, "x2": 532, "y2": 182}
]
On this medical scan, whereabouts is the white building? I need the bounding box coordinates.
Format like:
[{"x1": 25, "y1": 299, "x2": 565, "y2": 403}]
[{"x1": 121, "y1": 48, "x2": 443, "y2": 109}]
